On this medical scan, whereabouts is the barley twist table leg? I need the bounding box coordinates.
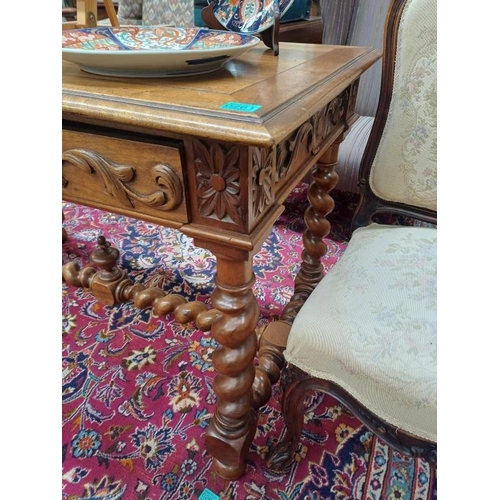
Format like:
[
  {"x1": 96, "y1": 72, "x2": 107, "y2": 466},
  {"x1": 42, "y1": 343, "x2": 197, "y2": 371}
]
[
  {"x1": 281, "y1": 141, "x2": 341, "y2": 323},
  {"x1": 252, "y1": 139, "x2": 344, "y2": 411},
  {"x1": 205, "y1": 257, "x2": 260, "y2": 480}
]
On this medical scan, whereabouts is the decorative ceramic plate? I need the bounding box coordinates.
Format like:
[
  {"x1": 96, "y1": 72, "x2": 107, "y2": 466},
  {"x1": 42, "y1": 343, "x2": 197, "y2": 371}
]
[
  {"x1": 62, "y1": 27, "x2": 260, "y2": 78},
  {"x1": 211, "y1": 0, "x2": 295, "y2": 34}
]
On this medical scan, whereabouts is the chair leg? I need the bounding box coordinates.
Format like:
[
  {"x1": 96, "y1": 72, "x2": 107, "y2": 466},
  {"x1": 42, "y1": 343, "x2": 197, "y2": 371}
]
[{"x1": 266, "y1": 365, "x2": 312, "y2": 471}]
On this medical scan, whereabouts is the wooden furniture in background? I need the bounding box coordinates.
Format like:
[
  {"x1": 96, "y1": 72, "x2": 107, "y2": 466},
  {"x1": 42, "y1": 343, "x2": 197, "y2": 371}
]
[
  {"x1": 98, "y1": 0, "x2": 118, "y2": 20},
  {"x1": 62, "y1": 41, "x2": 380, "y2": 479},
  {"x1": 62, "y1": 0, "x2": 119, "y2": 29},
  {"x1": 278, "y1": 16, "x2": 322, "y2": 44}
]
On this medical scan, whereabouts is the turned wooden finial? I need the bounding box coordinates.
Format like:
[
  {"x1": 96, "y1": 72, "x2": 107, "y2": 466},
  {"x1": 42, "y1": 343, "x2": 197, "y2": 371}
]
[
  {"x1": 90, "y1": 236, "x2": 121, "y2": 276},
  {"x1": 63, "y1": 233, "x2": 220, "y2": 326},
  {"x1": 86, "y1": 235, "x2": 140, "y2": 305}
]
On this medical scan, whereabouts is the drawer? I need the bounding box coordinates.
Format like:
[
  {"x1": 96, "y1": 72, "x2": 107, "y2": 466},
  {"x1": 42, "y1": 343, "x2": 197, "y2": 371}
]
[{"x1": 62, "y1": 128, "x2": 189, "y2": 226}]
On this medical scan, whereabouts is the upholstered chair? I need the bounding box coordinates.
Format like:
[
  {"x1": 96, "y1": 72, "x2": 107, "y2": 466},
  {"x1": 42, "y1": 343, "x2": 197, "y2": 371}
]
[{"x1": 267, "y1": 0, "x2": 437, "y2": 471}]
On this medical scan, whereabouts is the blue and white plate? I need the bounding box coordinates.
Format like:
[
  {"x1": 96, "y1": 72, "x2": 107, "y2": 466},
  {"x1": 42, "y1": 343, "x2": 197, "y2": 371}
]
[{"x1": 212, "y1": 0, "x2": 295, "y2": 34}]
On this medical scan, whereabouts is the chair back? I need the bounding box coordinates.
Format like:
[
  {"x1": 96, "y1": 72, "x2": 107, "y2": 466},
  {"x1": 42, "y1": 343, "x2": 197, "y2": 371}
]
[{"x1": 354, "y1": 0, "x2": 437, "y2": 227}]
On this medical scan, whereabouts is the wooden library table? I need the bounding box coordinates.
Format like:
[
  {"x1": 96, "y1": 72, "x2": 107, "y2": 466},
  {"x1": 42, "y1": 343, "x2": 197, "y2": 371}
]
[{"x1": 62, "y1": 41, "x2": 380, "y2": 479}]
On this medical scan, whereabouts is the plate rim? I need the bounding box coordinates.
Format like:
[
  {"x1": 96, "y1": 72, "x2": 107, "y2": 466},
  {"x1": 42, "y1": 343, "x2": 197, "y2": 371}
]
[
  {"x1": 62, "y1": 26, "x2": 261, "y2": 54},
  {"x1": 62, "y1": 26, "x2": 261, "y2": 78}
]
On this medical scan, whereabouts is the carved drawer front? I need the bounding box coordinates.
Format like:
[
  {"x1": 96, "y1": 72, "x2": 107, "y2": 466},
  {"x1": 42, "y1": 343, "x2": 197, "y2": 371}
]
[{"x1": 62, "y1": 129, "x2": 188, "y2": 225}]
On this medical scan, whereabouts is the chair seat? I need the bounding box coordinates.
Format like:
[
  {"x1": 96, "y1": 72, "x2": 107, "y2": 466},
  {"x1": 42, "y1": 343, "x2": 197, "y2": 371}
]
[{"x1": 284, "y1": 223, "x2": 437, "y2": 441}]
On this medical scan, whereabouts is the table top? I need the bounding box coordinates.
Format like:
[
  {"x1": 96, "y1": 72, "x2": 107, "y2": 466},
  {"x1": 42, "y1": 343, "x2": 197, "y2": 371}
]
[{"x1": 62, "y1": 42, "x2": 381, "y2": 147}]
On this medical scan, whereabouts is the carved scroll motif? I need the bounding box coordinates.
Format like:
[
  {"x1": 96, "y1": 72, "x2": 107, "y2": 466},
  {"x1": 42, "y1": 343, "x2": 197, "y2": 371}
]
[
  {"x1": 251, "y1": 147, "x2": 274, "y2": 218},
  {"x1": 62, "y1": 148, "x2": 183, "y2": 210},
  {"x1": 193, "y1": 139, "x2": 243, "y2": 225},
  {"x1": 275, "y1": 122, "x2": 314, "y2": 182},
  {"x1": 276, "y1": 93, "x2": 347, "y2": 181},
  {"x1": 346, "y1": 79, "x2": 359, "y2": 119}
]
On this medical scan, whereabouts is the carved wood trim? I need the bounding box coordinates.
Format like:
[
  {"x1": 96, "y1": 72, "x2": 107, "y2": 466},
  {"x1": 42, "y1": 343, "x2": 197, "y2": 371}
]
[
  {"x1": 62, "y1": 148, "x2": 183, "y2": 210},
  {"x1": 310, "y1": 95, "x2": 346, "y2": 152},
  {"x1": 346, "y1": 79, "x2": 359, "y2": 119},
  {"x1": 267, "y1": 364, "x2": 437, "y2": 471},
  {"x1": 189, "y1": 91, "x2": 350, "y2": 227},
  {"x1": 275, "y1": 92, "x2": 347, "y2": 182},
  {"x1": 251, "y1": 146, "x2": 275, "y2": 219},
  {"x1": 192, "y1": 139, "x2": 244, "y2": 225}
]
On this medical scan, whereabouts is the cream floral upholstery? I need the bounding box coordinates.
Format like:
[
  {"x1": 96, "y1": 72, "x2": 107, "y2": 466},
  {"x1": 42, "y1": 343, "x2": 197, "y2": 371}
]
[
  {"x1": 284, "y1": 224, "x2": 437, "y2": 441},
  {"x1": 369, "y1": 0, "x2": 437, "y2": 211}
]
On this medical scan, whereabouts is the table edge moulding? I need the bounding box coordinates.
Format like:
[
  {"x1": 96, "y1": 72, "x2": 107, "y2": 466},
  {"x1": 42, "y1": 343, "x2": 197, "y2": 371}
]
[{"x1": 62, "y1": 41, "x2": 381, "y2": 479}]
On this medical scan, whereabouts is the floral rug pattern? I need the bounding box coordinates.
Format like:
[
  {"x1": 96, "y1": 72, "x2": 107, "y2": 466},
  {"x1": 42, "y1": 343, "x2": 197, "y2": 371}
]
[{"x1": 62, "y1": 185, "x2": 436, "y2": 500}]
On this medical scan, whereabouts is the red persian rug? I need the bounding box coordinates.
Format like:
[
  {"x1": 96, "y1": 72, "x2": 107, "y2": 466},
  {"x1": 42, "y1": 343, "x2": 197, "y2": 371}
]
[{"x1": 62, "y1": 184, "x2": 436, "y2": 500}]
